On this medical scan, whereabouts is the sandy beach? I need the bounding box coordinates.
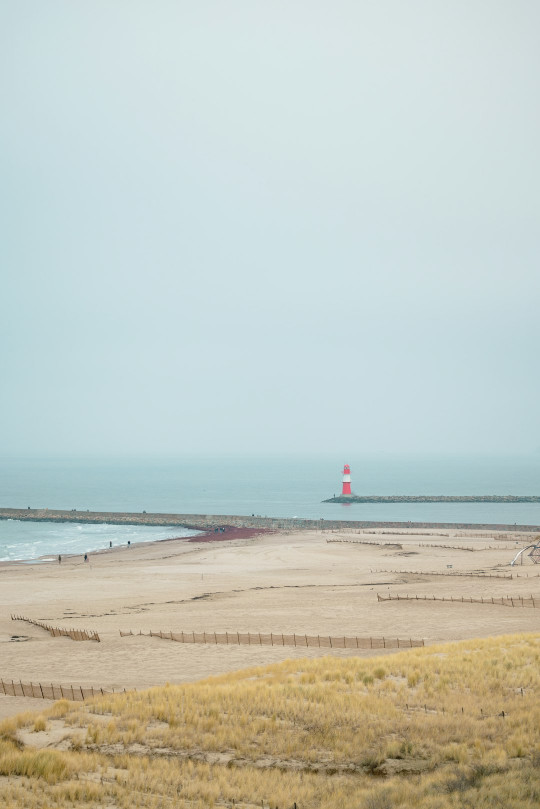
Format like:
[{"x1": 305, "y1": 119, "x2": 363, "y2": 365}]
[{"x1": 1, "y1": 526, "x2": 538, "y2": 719}]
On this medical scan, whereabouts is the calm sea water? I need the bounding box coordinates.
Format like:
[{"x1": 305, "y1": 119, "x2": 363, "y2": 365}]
[{"x1": 1, "y1": 455, "x2": 540, "y2": 561}]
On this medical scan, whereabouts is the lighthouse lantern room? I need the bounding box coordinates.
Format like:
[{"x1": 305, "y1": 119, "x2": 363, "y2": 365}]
[{"x1": 342, "y1": 464, "x2": 352, "y2": 496}]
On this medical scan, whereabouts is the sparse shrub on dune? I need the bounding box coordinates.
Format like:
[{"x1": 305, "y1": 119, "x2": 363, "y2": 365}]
[
  {"x1": 0, "y1": 738, "x2": 82, "y2": 784},
  {"x1": 32, "y1": 715, "x2": 47, "y2": 732},
  {"x1": 47, "y1": 699, "x2": 70, "y2": 719}
]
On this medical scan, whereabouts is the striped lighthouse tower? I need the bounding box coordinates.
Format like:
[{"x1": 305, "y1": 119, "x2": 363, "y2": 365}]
[{"x1": 341, "y1": 464, "x2": 352, "y2": 496}]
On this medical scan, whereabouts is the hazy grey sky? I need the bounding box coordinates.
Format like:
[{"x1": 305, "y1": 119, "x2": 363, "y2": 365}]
[{"x1": 1, "y1": 1, "x2": 539, "y2": 457}]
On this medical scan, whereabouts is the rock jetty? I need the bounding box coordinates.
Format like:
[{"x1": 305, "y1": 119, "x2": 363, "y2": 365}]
[
  {"x1": 1, "y1": 507, "x2": 540, "y2": 533},
  {"x1": 324, "y1": 495, "x2": 540, "y2": 504}
]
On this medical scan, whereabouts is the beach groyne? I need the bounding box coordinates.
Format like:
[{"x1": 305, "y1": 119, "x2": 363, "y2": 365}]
[{"x1": 1, "y1": 507, "x2": 540, "y2": 533}]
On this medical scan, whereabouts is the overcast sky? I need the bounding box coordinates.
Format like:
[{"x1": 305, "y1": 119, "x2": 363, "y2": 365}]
[{"x1": 1, "y1": 1, "x2": 539, "y2": 457}]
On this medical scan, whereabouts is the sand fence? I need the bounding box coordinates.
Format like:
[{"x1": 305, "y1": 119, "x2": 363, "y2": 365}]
[
  {"x1": 120, "y1": 629, "x2": 424, "y2": 649},
  {"x1": 327, "y1": 538, "x2": 515, "y2": 551},
  {"x1": 0, "y1": 679, "x2": 120, "y2": 701},
  {"x1": 370, "y1": 568, "x2": 520, "y2": 579},
  {"x1": 377, "y1": 593, "x2": 539, "y2": 608},
  {"x1": 11, "y1": 615, "x2": 100, "y2": 642}
]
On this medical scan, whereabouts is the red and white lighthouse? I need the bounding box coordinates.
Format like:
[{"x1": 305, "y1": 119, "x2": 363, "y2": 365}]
[{"x1": 341, "y1": 464, "x2": 352, "y2": 496}]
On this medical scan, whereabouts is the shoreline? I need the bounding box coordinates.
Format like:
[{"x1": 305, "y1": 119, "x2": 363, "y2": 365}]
[
  {"x1": 0, "y1": 525, "x2": 273, "y2": 566},
  {"x1": 0, "y1": 523, "x2": 202, "y2": 566}
]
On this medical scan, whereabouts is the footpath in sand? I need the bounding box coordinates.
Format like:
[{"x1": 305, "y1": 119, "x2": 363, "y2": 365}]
[{"x1": 0, "y1": 526, "x2": 538, "y2": 719}]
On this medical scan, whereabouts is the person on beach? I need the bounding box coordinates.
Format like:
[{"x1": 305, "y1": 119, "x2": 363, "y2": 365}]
[
  {"x1": 84, "y1": 553, "x2": 88, "y2": 562},
  {"x1": 58, "y1": 555, "x2": 61, "y2": 564}
]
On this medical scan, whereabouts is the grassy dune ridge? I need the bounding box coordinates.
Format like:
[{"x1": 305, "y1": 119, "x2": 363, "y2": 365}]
[{"x1": 0, "y1": 633, "x2": 538, "y2": 808}]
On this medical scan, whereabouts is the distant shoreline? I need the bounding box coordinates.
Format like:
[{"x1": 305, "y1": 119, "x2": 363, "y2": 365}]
[{"x1": 1, "y1": 507, "x2": 540, "y2": 533}]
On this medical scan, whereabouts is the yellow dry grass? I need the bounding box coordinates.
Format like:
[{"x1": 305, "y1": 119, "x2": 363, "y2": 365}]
[{"x1": 0, "y1": 632, "x2": 538, "y2": 808}]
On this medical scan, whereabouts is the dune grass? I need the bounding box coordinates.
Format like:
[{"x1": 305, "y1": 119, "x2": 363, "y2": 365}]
[{"x1": 0, "y1": 633, "x2": 538, "y2": 807}]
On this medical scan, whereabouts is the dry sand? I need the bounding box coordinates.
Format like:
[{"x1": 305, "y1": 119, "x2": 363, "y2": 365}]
[{"x1": 1, "y1": 527, "x2": 538, "y2": 719}]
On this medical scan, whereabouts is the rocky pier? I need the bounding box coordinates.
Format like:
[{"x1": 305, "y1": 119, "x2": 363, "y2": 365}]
[
  {"x1": 1, "y1": 507, "x2": 540, "y2": 533},
  {"x1": 323, "y1": 495, "x2": 540, "y2": 504}
]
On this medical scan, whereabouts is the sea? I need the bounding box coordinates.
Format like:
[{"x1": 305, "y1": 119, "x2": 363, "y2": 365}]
[{"x1": 1, "y1": 454, "x2": 540, "y2": 562}]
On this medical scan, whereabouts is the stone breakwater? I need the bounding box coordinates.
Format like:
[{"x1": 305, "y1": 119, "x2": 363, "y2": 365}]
[
  {"x1": 1, "y1": 508, "x2": 540, "y2": 533},
  {"x1": 324, "y1": 495, "x2": 540, "y2": 504}
]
